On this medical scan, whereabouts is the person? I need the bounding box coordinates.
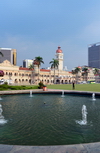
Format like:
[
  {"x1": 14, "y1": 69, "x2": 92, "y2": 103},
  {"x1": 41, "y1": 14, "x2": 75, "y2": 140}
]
[{"x1": 72, "y1": 81, "x2": 75, "y2": 89}]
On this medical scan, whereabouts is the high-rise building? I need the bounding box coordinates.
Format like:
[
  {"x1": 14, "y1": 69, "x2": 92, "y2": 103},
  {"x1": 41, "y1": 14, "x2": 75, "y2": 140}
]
[
  {"x1": 23, "y1": 59, "x2": 33, "y2": 68},
  {"x1": 0, "y1": 48, "x2": 17, "y2": 65},
  {"x1": 88, "y1": 42, "x2": 100, "y2": 68}
]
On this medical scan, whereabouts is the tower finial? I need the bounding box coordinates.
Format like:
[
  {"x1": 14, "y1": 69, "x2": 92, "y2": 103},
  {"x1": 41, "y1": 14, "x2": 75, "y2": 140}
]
[{"x1": 56, "y1": 46, "x2": 62, "y2": 53}]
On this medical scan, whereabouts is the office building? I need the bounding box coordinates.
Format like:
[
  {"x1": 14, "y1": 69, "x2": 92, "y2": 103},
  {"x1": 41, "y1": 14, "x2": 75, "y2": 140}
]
[
  {"x1": 0, "y1": 48, "x2": 17, "y2": 65},
  {"x1": 23, "y1": 59, "x2": 33, "y2": 68},
  {"x1": 88, "y1": 42, "x2": 100, "y2": 68}
]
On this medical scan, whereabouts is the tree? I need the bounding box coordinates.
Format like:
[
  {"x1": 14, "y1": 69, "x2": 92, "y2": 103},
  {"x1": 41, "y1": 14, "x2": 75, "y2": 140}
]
[
  {"x1": 29, "y1": 64, "x2": 34, "y2": 84},
  {"x1": 93, "y1": 68, "x2": 99, "y2": 75},
  {"x1": 82, "y1": 67, "x2": 89, "y2": 81},
  {"x1": 49, "y1": 58, "x2": 59, "y2": 84},
  {"x1": 73, "y1": 67, "x2": 81, "y2": 83},
  {"x1": 35, "y1": 56, "x2": 44, "y2": 82},
  {"x1": 93, "y1": 68, "x2": 99, "y2": 83}
]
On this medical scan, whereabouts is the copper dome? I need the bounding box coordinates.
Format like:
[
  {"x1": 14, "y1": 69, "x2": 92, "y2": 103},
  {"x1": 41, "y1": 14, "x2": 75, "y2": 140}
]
[{"x1": 56, "y1": 46, "x2": 62, "y2": 53}]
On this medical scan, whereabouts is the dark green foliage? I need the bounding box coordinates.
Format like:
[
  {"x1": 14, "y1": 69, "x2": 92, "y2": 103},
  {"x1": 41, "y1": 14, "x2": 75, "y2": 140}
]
[
  {"x1": 0, "y1": 84, "x2": 9, "y2": 90},
  {"x1": 38, "y1": 81, "x2": 44, "y2": 89},
  {"x1": 49, "y1": 58, "x2": 59, "y2": 69},
  {"x1": 4, "y1": 82, "x2": 8, "y2": 85},
  {"x1": 0, "y1": 85, "x2": 38, "y2": 90}
]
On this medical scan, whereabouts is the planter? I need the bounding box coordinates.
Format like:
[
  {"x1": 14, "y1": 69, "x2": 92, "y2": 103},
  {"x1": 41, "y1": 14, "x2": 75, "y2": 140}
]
[{"x1": 43, "y1": 86, "x2": 47, "y2": 91}]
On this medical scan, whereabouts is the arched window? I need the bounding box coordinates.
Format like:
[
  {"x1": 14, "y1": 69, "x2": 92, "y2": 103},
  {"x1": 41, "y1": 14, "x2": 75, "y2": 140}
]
[{"x1": 15, "y1": 79, "x2": 18, "y2": 83}]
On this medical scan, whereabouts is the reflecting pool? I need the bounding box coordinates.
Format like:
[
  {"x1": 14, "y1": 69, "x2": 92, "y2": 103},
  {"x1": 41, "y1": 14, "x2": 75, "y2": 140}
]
[{"x1": 0, "y1": 94, "x2": 100, "y2": 145}]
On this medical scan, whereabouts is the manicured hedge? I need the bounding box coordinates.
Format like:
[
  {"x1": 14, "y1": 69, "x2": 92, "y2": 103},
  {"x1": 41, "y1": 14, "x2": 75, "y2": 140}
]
[{"x1": 0, "y1": 84, "x2": 38, "y2": 90}]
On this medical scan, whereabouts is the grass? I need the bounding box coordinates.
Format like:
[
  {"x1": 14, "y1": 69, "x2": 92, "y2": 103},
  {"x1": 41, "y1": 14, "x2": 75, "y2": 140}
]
[
  {"x1": 47, "y1": 84, "x2": 100, "y2": 92},
  {"x1": 0, "y1": 83, "x2": 100, "y2": 92}
]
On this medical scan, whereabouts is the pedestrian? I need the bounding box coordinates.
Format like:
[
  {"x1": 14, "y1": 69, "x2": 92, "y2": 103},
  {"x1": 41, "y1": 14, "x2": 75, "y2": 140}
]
[{"x1": 72, "y1": 81, "x2": 75, "y2": 89}]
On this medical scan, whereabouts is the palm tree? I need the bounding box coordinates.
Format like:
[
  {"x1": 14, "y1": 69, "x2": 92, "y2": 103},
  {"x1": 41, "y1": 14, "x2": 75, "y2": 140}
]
[
  {"x1": 93, "y1": 68, "x2": 99, "y2": 83},
  {"x1": 71, "y1": 69, "x2": 76, "y2": 82},
  {"x1": 82, "y1": 67, "x2": 89, "y2": 81},
  {"x1": 73, "y1": 67, "x2": 81, "y2": 83},
  {"x1": 93, "y1": 68, "x2": 99, "y2": 75},
  {"x1": 29, "y1": 64, "x2": 34, "y2": 84},
  {"x1": 49, "y1": 58, "x2": 59, "y2": 84},
  {"x1": 35, "y1": 56, "x2": 44, "y2": 83}
]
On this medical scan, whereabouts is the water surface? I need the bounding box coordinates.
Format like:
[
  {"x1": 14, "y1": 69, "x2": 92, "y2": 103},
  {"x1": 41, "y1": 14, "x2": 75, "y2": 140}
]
[{"x1": 0, "y1": 94, "x2": 100, "y2": 145}]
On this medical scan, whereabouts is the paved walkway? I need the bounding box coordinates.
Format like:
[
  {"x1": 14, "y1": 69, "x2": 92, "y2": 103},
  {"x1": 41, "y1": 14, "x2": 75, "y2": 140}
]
[
  {"x1": 0, "y1": 89, "x2": 100, "y2": 153},
  {"x1": 1, "y1": 142, "x2": 100, "y2": 153}
]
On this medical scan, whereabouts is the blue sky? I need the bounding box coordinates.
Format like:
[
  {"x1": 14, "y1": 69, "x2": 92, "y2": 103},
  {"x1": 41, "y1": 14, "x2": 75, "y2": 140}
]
[{"x1": 0, "y1": 0, "x2": 100, "y2": 71}]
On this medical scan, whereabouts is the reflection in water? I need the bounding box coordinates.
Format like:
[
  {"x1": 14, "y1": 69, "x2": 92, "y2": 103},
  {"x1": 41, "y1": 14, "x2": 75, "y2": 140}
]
[{"x1": 0, "y1": 94, "x2": 100, "y2": 145}]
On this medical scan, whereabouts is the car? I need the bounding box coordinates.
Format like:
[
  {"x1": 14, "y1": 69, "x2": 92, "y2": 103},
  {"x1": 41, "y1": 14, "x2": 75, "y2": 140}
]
[{"x1": 0, "y1": 80, "x2": 4, "y2": 85}]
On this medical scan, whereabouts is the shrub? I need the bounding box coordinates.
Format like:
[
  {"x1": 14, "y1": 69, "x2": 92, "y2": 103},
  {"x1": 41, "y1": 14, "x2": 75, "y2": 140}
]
[
  {"x1": 38, "y1": 81, "x2": 44, "y2": 89},
  {"x1": 0, "y1": 84, "x2": 38, "y2": 90},
  {"x1": 4, "y1": 82, "x2": 8, "y2": 85}
]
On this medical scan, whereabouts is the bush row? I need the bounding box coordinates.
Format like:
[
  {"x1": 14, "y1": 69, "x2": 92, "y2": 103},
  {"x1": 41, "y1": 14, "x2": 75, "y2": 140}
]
[{"x1": 0, "y1": 84, "x2": 38, "y2": 90}]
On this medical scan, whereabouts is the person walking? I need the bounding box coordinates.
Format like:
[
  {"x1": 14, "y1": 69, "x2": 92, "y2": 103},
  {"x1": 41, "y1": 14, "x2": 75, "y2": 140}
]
[{"x1": 72, "y1": 81, "x2": 75, "y2": 89}]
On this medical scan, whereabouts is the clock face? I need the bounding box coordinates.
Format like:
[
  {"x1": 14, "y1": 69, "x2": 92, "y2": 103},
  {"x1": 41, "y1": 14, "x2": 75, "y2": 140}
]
[{"x1": 56, "y1": 55, "x2": 63, "y2": 59}]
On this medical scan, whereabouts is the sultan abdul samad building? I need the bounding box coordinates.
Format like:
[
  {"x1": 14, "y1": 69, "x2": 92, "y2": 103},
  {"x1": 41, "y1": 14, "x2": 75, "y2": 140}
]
[{"x1": 0, "y1": 46, "x2": 96, "y2": 85}]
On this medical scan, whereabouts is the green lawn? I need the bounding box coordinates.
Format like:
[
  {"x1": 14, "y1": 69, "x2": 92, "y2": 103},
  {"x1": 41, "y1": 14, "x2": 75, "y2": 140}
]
[{"x1": 47, "y1": 84, "x2": 100, "y2": 92}]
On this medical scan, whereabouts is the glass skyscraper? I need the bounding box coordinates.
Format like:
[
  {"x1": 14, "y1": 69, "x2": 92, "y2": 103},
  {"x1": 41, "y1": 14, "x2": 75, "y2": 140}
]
[{"x1": 88, "y1": 42, "x2": 100, "y2": 68}]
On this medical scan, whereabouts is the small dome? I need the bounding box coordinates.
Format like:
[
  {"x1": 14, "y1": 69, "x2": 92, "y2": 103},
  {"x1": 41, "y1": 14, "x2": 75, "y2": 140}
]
[{"x1": 56, "y1": 46, "x2": 62, "y2": 53}]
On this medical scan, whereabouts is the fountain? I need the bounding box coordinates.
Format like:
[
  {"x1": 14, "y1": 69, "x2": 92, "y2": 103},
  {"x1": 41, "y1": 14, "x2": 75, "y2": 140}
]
[
  {"x1": 61, "y1": 90, "x2": 65, "y2": 97},
  {"x1": 0, "y1": 94, "x2": 100, "y2": 146},
  {"x1": 76, "y1": 105, "x2": 87, "y2": 125},
  {"x1": 92, "y1": 93, "x2": 96, "y2": 101},
  {"x1": 0, "y1": 97, "x2": 2, "y2": 100},
  {"x1": 0, "y1": 104, "x2": 7, "y2": 124},
  {"x1": 29, "y1": 90, "x2": 33, "y2": 97}
]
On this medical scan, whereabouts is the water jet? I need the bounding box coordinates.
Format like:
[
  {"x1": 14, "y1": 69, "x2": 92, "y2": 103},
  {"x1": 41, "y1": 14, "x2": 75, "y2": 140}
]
[{"x1": 0, "y1": 93, "x2": 100, "y2": 146}]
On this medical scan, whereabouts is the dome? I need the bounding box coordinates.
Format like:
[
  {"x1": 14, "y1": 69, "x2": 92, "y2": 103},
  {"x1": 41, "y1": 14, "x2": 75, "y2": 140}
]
[{"x1": 56, "y1": 46, "x2": 62, "y2": 53}]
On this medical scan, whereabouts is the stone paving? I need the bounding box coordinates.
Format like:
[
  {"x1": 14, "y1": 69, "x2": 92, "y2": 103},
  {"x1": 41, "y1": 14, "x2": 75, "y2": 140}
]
[
  {"x1": 1, "y1": 142, "x2": 100, "y2": 153},
  {"x1": 0, "y1": 89, "x2": 100, "y2": 153}
]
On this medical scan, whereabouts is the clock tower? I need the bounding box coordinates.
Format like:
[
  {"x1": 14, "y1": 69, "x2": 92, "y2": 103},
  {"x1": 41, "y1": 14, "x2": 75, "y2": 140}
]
[{"x1": 55, "y1": 46, "x2": 63, "y2": 71}]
